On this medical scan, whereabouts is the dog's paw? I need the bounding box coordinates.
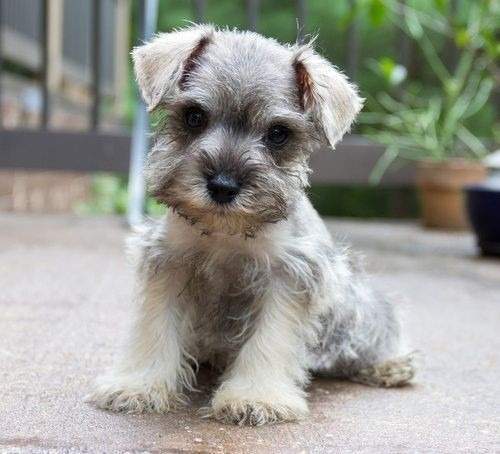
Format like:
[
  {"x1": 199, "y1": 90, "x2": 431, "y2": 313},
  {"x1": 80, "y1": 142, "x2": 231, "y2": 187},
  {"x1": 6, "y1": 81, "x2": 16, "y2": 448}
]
[
  {"x1": 204, "y1": 388, "x2": 308, "y2": 426},
  {"x1": 85, "y1": 374, "x2": 187, "y2": 414},
  {"x1": 352, "y1": 351, "x2": 419, "y2": 388}
]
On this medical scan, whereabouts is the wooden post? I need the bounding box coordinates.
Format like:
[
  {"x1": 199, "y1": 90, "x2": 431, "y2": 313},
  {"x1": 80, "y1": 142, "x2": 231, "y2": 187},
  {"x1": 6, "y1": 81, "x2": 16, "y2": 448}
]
[
  {"x1": 113, "y1": 0, "x2": 131, "y2": 116},
  {"x1": 47, "y1": 0, "x2": 63, "y2": 92}
]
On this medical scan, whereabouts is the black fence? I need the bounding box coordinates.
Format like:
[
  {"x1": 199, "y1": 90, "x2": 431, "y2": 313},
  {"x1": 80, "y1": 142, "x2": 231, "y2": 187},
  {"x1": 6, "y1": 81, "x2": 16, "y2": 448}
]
[{"x1": 0, "y1": 0, "x2": 417, "y2": 187}]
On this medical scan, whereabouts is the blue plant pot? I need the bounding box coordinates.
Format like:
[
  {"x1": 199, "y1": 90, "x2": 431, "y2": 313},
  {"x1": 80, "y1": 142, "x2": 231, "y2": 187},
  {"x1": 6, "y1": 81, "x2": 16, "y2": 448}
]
[{"x1": 465, "y1": 185, "x2": 500, "y2": 257}]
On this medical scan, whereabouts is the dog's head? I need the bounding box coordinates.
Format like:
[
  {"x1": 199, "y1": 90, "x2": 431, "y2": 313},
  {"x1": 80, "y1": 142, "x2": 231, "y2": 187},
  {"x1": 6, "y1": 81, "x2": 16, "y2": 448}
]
[{"x1": 133, "y1": 25, "x2": 363, "y2": 236}]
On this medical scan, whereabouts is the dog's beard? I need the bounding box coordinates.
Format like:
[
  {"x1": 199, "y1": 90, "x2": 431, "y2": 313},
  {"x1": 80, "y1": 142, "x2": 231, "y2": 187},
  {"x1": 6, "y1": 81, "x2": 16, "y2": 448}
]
[
  {"x1": 154, "y1": 183, "x2": 288, "y2": 238},
  {"x1": 146, "y1": 145, "x2": 302, "y2": 237}
]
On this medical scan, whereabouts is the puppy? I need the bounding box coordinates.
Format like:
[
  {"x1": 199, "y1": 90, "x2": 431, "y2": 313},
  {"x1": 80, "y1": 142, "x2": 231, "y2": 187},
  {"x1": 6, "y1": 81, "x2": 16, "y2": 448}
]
[{"x1": 86, "y1": 25, "x2": 416, "y2": 425}]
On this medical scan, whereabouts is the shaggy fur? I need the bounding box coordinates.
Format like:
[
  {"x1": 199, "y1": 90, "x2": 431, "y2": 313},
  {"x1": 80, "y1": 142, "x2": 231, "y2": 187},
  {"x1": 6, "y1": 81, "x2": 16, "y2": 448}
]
[{"x1": 86, "y1": 25, "x2": 416, "y2": 426}]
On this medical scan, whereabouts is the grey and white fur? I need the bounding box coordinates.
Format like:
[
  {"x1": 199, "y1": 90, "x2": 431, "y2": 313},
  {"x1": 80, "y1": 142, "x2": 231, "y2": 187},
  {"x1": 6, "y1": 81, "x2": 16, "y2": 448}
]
[{"x1": 86, "y1": 25, "x2": 416, "y2": 425}]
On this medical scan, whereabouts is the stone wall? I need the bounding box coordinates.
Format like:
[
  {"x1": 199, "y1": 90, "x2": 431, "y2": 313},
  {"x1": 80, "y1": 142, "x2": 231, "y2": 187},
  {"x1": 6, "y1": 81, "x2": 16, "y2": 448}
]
[{"x1": 0, "y1": 170, "x2": 92, "y2": 213}]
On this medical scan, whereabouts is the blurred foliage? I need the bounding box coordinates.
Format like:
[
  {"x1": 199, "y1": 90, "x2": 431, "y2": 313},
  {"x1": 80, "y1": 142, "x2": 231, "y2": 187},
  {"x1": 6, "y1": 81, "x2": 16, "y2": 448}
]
[
  {"x1": 308, "y1": 185, "x2": 418, "y2": 218},
  {"x1": 104, "y1": 0, "x2": 497, "y2": 218},
  {"x1": 359, "y1": 0, "x2": 499, "y2": 182},
  {"x1": 74, "y1": 174, "x2": 166, "y2": 216},
  {"x1": 123, "y1": 0, "x2": 498, "y2": 142},
  {"x1": 124, "y1": 0, "x2": 498, "y2": 143}
]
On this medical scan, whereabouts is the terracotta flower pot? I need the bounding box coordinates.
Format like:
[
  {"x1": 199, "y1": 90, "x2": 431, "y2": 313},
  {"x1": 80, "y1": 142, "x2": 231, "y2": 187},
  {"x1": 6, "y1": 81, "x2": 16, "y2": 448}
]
[{"x1": 416, "y1": 159, "x2": 486, "y2": 230}]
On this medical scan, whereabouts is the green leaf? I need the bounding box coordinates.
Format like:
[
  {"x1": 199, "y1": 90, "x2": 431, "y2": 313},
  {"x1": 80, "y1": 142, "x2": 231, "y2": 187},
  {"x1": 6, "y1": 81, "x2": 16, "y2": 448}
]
[
  {"x1": 417, "y1": 32, "x2": 452, "y2": 85},
  {"x1": 368, "y1": 0, "x2": 387, "y2": 27},
  {"x1": 433, "y1": 0, "x2": 447, "y2": 13},
  {"x1": 369, "y1": 145, "x2": 400, "y2": 184},
  {"x1": 379, "y1": 57, "x2": 396, "y2": 80},
  {"x1": 377, "y1": 92, "x2": 407, "y2": 112},
  {"x1": 457, "y1": 126, "x2": 489, "y2": 157},
  {"x1": 455, "y1": 28, "x2": 470, "y2": 48},
  {"x1": 444, "y1": 78, "x2": 459, "y2": 97},
  {"x1": 338, "y1": 3, "x2": 358, "y2": 31},
  {"x1": 404, "y1": 8, "x2": 424, "y2": 39},
  {"x1": 464, "y1": 78, "x2": 495, "y2": 118}
]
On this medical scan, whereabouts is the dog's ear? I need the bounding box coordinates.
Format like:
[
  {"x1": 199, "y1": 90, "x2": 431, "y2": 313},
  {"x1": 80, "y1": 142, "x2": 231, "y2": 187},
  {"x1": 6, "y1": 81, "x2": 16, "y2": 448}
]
[
  {"x1": 132, "y1": 25, "x2": 214, "y2": 111},
  {"x1": 293, "y1": 42, "x2": 364, "y2": 149}
]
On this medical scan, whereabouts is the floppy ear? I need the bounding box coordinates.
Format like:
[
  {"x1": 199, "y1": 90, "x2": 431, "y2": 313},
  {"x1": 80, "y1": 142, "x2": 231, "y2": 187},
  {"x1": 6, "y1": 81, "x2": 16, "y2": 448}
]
[
  {"x1": 132, "y1": 25, "x2": 215, "y2": 111},
  {"x1": 293, "y1": 42, "x2": 364, "y2": 149}
]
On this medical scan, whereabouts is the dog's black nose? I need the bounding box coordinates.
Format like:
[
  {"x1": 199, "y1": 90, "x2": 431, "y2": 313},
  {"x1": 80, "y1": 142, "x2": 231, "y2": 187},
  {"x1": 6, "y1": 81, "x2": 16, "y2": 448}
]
[{"x1": 206, "y1": 174, "x2": 240, "y2": 204}]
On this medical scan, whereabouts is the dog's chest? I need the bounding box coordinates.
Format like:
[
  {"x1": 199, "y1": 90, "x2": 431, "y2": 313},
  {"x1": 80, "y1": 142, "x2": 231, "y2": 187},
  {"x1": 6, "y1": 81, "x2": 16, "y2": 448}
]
[{"x1": 183, "y1": 253, "x2": 264, "y2": 363}]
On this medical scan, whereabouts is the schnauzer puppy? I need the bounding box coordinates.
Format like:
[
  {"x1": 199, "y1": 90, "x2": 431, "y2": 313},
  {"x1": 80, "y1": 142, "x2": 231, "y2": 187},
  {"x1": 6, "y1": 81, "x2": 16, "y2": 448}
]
[{"x1": 87, "y1": 25, "x2": 416, "y2": 425}]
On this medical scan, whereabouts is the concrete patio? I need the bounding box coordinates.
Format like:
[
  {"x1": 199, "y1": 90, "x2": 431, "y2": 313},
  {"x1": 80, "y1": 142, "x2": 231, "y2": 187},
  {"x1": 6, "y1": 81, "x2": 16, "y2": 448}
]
[{"x1": 1, "y1": 213, "x2": 499, "y2": 453}]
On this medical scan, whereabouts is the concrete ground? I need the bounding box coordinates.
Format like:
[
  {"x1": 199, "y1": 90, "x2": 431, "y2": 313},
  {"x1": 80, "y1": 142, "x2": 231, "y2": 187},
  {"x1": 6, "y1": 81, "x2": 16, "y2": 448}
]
[{"x1": 0, "y1": 213, "x2": 499, "y2": 453}]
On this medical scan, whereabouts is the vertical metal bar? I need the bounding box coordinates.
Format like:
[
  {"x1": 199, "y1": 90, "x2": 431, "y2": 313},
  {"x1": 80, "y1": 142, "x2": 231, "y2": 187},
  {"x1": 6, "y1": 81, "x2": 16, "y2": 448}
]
[
  {"x1": 91, "y1": 0, "x2": 101, "y2": 130},
  {"x1": 296, "y1": 0, "x2": 307, "y2": 43},
  {"x1": 40, "y1": 0, "x2": 49, "y2": 129},
  {"x1": 194, "y1": 0, "x2": 205, "y2": 23},
  {"x1": 246, "y1": 0, "x2": 258, "y2": 32},
  {"x1": 346, "y1": 0, "x2": 358, "y2": 79},
  {"x1": 127, "y1": 0, "x2": 159, "y2": 227}
]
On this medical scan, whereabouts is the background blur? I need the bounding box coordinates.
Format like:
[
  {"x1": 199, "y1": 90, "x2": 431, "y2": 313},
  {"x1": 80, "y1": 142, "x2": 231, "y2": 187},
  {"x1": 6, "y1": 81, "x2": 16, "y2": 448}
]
[{"x1": 0, "y1": 0, "x2": 497, "y2": 220}]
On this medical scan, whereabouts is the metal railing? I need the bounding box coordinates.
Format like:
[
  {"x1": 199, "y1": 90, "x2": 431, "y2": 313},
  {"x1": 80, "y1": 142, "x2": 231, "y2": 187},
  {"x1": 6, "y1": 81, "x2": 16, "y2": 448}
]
[
  {"x1": 0, "y1": 0, "x2": 118, "y2": 130},
  {"x1": 0, "y1": 0, "x2": 417, "y2": 195},
  {"x1": 127, "y1": 0, "x2": 158, "y2": 225}
]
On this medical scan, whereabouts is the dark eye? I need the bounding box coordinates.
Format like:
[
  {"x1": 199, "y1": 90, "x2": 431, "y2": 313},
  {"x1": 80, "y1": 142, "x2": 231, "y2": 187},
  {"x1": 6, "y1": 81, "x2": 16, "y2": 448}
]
[
  {"x1": 266, "y1": 125, "x2": 289, "y2": 147},
  {"x1": 184, "y1": 107, "x2": 206, "y2": 129}
]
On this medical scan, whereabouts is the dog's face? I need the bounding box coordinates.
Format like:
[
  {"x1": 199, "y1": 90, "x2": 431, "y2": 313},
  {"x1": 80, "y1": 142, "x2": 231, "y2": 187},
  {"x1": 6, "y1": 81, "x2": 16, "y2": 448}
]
[{"x1": 133, "y1": 25, "x2": 363, "y2": 236}]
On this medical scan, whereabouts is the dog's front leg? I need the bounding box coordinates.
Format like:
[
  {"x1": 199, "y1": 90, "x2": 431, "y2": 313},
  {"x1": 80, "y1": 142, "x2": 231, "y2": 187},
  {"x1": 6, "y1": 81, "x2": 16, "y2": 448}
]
[
  {"x1": 209, "y1": 287, "x2": 310, "y2": 425},
  {"x1": 86, "y1": 270, "x2": 195, "y2": 413}
]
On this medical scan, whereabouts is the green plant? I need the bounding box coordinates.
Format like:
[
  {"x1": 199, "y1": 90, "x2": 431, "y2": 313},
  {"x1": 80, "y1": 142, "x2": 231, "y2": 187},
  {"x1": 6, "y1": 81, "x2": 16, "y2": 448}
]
[
  {"x1": 360, "y1": 0, "x2": 498, "y2": 183},
  {"x1": 74, "y1": 174, "x2": 166, "y2": 216}
]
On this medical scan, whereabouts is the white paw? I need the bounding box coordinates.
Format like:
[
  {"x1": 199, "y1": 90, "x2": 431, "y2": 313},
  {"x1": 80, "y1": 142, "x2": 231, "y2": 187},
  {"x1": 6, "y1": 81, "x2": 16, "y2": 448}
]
[
  {"x1": 85, "y1": 374, "x2": 186, "y2": 414},
  {"x1": 206, "y1": 387, "x2": 308, "y2": 425}
]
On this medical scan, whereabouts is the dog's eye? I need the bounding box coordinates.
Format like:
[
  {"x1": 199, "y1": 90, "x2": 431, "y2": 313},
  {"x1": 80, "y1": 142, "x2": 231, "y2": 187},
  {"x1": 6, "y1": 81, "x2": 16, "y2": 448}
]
[
  {"x1": 184, "y1": 107, "x2": 206, "y2": 129},
  {"x1": 266, "y1": 125, "x2": 289, "y2": 147}
]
